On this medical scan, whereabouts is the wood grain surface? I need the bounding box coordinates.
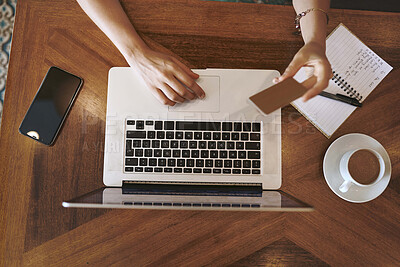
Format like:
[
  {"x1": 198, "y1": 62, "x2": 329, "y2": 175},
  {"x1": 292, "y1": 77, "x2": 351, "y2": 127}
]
[{"x1": 0, "y1": 0, "x2": 399, "y2": 266}]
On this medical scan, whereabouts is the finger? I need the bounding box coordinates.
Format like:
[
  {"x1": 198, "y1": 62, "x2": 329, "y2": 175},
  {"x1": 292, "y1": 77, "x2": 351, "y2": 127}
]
[
  {"x1": 173, "y1": 69, "x2": 205, "y2": 99},
  {"x1": 278, "y1": 54, "x2": 304, "y2": 82},
  {"x1": 171, "y1": 57, "x2": 199, "y2": 79},
  {"x1": 149, "y1": 87, "x2": 176, "y2": 106},
  {"x1": 166, "y1": 75, "x2": 196, "y2": 100},
  {"x1": 159, "y1": 83, "x2": 186, "y2": 103},
  {"x1": 302, "y1": 64, "x2": 332, "y2": 101}
]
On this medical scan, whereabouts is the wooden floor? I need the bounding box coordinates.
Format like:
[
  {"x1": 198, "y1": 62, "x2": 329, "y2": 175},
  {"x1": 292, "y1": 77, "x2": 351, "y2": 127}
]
[{"x1": 1, "y1": 0, "x2": 400, "y2": 266}]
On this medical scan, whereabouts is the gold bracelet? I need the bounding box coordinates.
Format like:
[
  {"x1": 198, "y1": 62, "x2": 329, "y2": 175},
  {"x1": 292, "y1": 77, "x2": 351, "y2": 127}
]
[{"x1": 294, "y1": 8, "x2": 329, "y2": 35}]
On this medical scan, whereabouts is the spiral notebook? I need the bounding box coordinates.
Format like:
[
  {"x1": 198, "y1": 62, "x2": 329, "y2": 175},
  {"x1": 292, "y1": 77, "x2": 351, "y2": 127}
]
[{"x1": 292, "y1": 23, "x2": 393, "y2": 138}]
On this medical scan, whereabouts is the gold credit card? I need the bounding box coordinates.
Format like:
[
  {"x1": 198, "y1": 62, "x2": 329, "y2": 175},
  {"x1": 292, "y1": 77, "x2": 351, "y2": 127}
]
[{"x1": 248, "y1": 77, "x2": 309, "y2": 115}]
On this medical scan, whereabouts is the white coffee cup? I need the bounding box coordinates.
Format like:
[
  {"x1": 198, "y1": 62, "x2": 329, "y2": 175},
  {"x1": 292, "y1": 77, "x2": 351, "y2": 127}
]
[{"x1": 339, "y1": 148, "x2": 385, "y2": 193}]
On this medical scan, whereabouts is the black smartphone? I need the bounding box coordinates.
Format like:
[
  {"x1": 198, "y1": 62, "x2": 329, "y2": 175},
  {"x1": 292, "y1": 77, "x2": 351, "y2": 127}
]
[{"x1": 19, "y1": 66, "x2": 83, "y2": 146}]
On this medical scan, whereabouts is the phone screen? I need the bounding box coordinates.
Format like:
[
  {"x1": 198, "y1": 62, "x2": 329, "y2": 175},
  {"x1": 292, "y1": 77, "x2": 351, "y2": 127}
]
[{"x1": 19, "y1": 66, "x2": 83, "y2": 145}]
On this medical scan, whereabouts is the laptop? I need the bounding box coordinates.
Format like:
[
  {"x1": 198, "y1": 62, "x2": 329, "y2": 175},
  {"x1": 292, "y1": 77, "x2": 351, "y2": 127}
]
[{"x1": 63, "y1": 68, "x2": 313, "y2": 211}]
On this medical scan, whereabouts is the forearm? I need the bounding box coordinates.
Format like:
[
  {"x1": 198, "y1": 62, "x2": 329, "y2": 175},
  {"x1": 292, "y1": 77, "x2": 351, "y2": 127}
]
[
  {"x1": 76, "y1": 0, "x2": 148, "y2": 59},
  {"x1": 293, "y1": 0, "x2": 330, "y2": 48}
]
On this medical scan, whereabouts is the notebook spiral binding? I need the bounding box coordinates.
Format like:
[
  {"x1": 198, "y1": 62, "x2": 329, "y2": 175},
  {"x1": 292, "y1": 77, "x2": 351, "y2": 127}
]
[{"x1": 331, "y1": 70, "x2": 363, "y2": 102}]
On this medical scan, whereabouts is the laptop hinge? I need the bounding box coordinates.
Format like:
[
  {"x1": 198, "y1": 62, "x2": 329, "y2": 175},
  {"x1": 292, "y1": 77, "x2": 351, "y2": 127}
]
[{"x1": 122, "y1": 181, "x2": 262, "y2": 196}]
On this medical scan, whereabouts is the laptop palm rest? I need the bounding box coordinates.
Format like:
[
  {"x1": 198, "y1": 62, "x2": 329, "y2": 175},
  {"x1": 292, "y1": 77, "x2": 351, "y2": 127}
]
[{"x1": 168, "y1": 75, "x2": 220, "y2": 113}]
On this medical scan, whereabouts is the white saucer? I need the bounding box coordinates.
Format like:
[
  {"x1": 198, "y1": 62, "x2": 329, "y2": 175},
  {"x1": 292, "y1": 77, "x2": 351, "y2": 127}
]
[{"x1": 323, "y1": 133, "x2": 391, "y2": 203}]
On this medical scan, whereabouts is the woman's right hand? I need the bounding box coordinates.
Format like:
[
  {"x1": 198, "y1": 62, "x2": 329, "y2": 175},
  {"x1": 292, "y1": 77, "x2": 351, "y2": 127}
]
[{"x1": 125, "y1": 48, "x2": 205, "y2": 106}]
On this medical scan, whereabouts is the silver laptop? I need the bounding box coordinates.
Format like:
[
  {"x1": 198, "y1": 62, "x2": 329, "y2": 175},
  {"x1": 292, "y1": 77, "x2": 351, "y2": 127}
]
[{"x1": 63, "y1": 68, "x2": 313, "y2": 211}]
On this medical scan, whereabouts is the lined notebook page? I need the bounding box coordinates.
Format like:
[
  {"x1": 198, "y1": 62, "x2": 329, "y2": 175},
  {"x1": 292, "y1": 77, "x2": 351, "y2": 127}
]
[{"x1": 292, "y1": 24, "x2": 393, "y2": 138}]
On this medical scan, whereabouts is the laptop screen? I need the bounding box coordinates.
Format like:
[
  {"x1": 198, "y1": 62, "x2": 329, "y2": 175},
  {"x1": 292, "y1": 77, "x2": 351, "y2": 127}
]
[{"x1": 63, "y1": 184, "x2": 313, "y2": 211}]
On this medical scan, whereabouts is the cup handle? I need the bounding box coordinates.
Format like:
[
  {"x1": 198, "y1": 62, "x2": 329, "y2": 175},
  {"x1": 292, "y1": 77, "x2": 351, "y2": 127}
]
[{"x1": 339, "y1": 180, "x2": 352, "y2": 193}]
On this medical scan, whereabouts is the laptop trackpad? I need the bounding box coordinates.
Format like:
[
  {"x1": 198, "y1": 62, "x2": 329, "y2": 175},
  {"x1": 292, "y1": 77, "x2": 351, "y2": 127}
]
[{"x1": 168, "y1": 76, "x2": 220, "y2": 113}]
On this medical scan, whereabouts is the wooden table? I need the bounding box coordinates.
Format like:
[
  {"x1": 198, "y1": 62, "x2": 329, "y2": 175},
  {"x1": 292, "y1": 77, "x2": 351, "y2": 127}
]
[{"x1": 1, "y1": 0, "x2": 399, "y2": 265}]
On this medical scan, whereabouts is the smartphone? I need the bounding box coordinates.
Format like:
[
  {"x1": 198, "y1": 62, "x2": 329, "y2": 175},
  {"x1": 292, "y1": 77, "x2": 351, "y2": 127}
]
[{"x1": 19, "y1": 66, "x2": 83, "y2": 145}]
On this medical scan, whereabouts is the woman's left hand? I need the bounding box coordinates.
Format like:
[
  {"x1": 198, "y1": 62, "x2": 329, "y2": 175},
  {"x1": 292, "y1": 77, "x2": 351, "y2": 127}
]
[{"x1": 273, "y1": 42, "x2": 333, "y2": 101}]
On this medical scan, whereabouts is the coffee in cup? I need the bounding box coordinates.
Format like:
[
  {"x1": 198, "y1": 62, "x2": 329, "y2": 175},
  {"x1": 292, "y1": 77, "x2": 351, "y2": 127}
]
[{"x1": 339, "y1": 148, "x2": 385, "y2": 193}]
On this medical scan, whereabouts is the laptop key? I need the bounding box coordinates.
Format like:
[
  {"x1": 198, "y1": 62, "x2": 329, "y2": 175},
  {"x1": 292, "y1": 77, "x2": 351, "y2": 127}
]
[
  {"x1": 199, "y1": 141, "x2": 207, "y2": 149},
  {"x1": 241, "y1": 133, "x2": 249, "y2": 140},
  {"x1": 180, "y1": 141, "x2": 188, "y2": 148},
  {"x1": 126, "y1": 149, "x2": 134, "y2": 157},
  {"x1": 177, "y1": 159, "x2": 185, "y2": 167},
  {"x1": 158, "y1": 158, "x2": 166, "y2": 166},
  {"x1": 231, "y1": 133, "x2": 239, "y2": 140},
  {"x1": 222, "y1": 122, "x2": 233, "y2": 131},
  {"x1": 222, "y1": 133, "x2": 230, "y2": 140},
  {"x1": 189, "y1": 141, "x2": 197, "y2": 149},
  {"x1": 252, "y1": 169, "x2": 261, "y2": 174},
  {"x1": 213, "y1": 132, "x2": 221, "y2": 140},
  {"x1": 213, "y1": 169, "x2": 222, "y2": 174},
  {"x1": 205, "y1": 159, "x2": 213, "y2": 167},
  {"x1": 174, "y1": 168, "x2": 182, "y2": 173},
  {"x1": 191, "y1": 150, "x2": 199, "y2": 158},
  {"x1": 250, "y1": 133, "x2": 261, "y2": 141},
  {"x1": 227, "y1": 142, "x2": 235, "y2": 149},
  {"x1": 171, "y1": 140, "x2": 179, "y2": 148},
  {"x1": 203, "y1": 132, "x2": 211, "y2": 140},
  {"x1": 252, "y1": 122, "x2": 261, "y2": 132},
  {"x1": 164, "y1": 167, "x2": 172, "y2": 173},
  {"x1": 229, "y1": 151, "x2": 237, "y2": 159},
  {"x1": 161, "y1": 140, "x2": 169, "y2": 148},
  {"x1": 196, "y1": 159, "x2": 204, "y2": 167},
  {"x1": 203, "y1": 168, "x2": 212, "y2": 173},
  {"x1": 163, "y1": 150, "x2": 171, "y2": 157},
  {"x1": 238, "y1": 151, "x2": 246, "y2": 158},
  {"x1": 201, "y1": 150, "x2": 209, "y2": 158},
  {"x1": 187, "y1": 159, "x2": 194, "y2": 167},
  {"x1": 127, "y1": 120, "x2": 135, "y2": 125},
  {"x1": 149, "y1": 158, "x2": 157, "y2": 166},
  {"x1": 164, "y1": 121, "x2": 174, "y2": 130},
  {"x1": 145, "y1": 167, "x2": 153, "y2": 172},
  {"x1": 185, "y1": 132, "x2": 193, "y2": 139},
  {"x1": 220, "y1": 150, "x2": 227, "y2": 158},
  {"x1": 243, "y1": 123, "x2": 251, "y2": 131},
  {"x1": 154, "y1": 149, "x2": 162, "y2": 157},
  {"x1": 143, "y1": 140, "x2": 150, "y2": 148},
  {"x1": 246, "y1": 142, "x2": 260, "y2": 150},
  {"x1": 215, "y1": 160, "x2": 223, "y2": 167},
  {"x1": 210, "y1": 150, "x2": 218, "y2": 158},
  {"x1": 140, "y1": 158, "x2": 147, "y2": 166},
  {"x1": 145, "y1": 120, "x2": 153, "y2": 125},
  {"x1": 234, "y1": 160, "x2": 241, "y2": 168},
  {"x1": 217, "y1": 141, "x2": 225, "y2": 149},
  {"x1": 125, "y1": 167, "x2": 133, "y2": 172},
  {"x1": 135, "y1": 149, "x2": 143, "y2": 157},
  {"x1": 166, "y1": 131, "x2": 174, "y2": 139},
  {"x1": 144, "y1": 149, "x2": 152, "y2": 157},
  {"x1": 132, "y1": 140, "x2": 141, "y2": 148},
  {"x1": 232, "y1": 169, "x2": 241, "y2": 174},
  {"x1": 125, "y1": 158, "x2": 138, "y2": 166},
  {"x1": 184, "y1": 168, "x2": 192, "y2": 173},
  {"x1": 243, "y1": 160, "x2": 251, "y2": 168},
  {"x1": 168, "y1": 159, "x2": 176, "y2": 167},
  {"x1": 193, "y1": 168, "x2": 202, "y2": 173},
  {"x1": 224, "y1": 160, "x2": 232, "y2": 168},
  {"x1": 135, "y1": 167, "x2": 143, "y2": 172},
  {"x1": 182, "y1": 150, "x2": 190, "y2": 158},
  {"x1": 234, "y1": 122, "x2": 242, "y2": 131},
  {"x1": 252, "y1": 160, "x2": 261, "y2": 168},
  {"x1": 154, "y1": 167, "x2": 163, "y2": 172},
  {"x1": 173, "y1": 149, "x2": 181, "y2": 157},
  {"x1": 157, "y1": 131, "x2": 165, "y2": 139},
  {"x1": 248, "y1": 151, "x2": 261, "y2": 159},
  {"x1": 147, "y1": 131, "x2": 156, "y2": 139},
  {"x1": 223, "y1": 169, "x2": 231, "y2": 174},
  {"x1": 194, "y1": 132, "x2": 202, "y2": 139},
  {"x1": 242, "y1": 169, "x2": 251, "y2": 174},
  {"x1": 127, "y1": 131, "x2": 146, "y2": 139},
  {"x1": 152, "y1": 140, "x2": 160, "y2": 148},
  {"x1": 236, "y1": 142, "x2": 244, "y2": 150},
  {"x1": 208, "y1": 141, "x2": 216, "y2": 149},
  {"x1": 155, "y1": 121, "x2": 163, "y2": 130},
  {"x1": 175, "y1": 131, "x2": 183, "y2": 139},
  {"x1": 136, "y1": 121, "x2": 144, "y2": 129},
  {"x1": 126, "y1": 140, "x2": 132, "y2": 149}
]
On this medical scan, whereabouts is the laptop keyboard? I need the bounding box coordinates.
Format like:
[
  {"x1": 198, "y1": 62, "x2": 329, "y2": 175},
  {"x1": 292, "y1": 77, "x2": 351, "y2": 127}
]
[{"x1": 124, "y1": 120, "x2": 262, "y2": 175}]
